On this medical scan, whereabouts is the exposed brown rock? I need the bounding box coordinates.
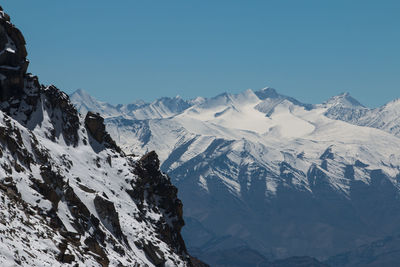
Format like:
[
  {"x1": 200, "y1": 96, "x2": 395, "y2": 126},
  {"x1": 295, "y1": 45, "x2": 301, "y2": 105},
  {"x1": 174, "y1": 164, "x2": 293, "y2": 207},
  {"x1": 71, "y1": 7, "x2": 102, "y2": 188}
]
[
  {"x1": 85, "y1": 111, "x2": 123, "y2": 153},
  {"x1": 0, "y1": 116, "x2": 33, "y2": 169},
  {"x1": 56, "y1": 239, "x2": 75, "y2": 264},
  {"x1": 43, "y1": 85, "x2": 80, "y2": 146},
  {"x1": 85, "y1": 112, "x2": 106, "y2": 144},
  {"x1": 84, "y1": 236, "x2": 110, "y2": 267},
  {"x1": 93, "y1": 195, "x2": 125, "y2": 241},
  {"x1": 134, "y1": 151, "x2": 188, "y2": 260},
  {"x1": 142, "y1": 242, "x2": 166, "y2": 266}
]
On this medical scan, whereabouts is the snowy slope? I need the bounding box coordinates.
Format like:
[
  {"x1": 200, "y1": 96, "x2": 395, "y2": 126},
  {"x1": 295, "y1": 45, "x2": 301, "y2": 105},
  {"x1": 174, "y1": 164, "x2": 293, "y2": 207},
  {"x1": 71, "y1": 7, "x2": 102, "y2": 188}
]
[
  {"x1": 0, "y1": 7, "x2": 198, "y2": 267},
  {"x1": 0, "y1": 88, "x2": 191, "y2": 266},
  {"x1": 72, "y1": 84, "x2": 400, "y2": 262}
]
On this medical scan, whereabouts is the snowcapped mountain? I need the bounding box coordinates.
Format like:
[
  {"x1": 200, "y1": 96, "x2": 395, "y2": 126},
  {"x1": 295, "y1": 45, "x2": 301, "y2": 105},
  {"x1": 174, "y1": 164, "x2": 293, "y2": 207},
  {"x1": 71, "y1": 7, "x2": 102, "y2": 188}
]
[
  {"x1": 69, "y1": 89, "x2": 122, "y2": 118},
  {"x1": 0, "y1": 7, "x2": 204, "y2": 267},
  {"x1": 323, "y1": 92, "x2": 365, "y2": 109},
  {"x1": 322, "y1": 92, "x2": 368, "y2": 124},
  {"x1": 70, "y1": 89, "x2": 192, "y2": 120},
  {"x1": 323, "y1": 93, "x2": 400, "y2": 137},
  {"x1": 71, "y1": 81, "x2": 400, "y2": 265}
]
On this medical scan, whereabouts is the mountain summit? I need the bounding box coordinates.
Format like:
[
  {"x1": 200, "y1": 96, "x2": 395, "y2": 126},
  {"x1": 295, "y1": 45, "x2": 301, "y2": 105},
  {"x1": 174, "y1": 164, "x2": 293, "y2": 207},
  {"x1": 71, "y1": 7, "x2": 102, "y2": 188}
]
[{"x1": 323, "y1": 92, "x2": 365, "y2": 108}]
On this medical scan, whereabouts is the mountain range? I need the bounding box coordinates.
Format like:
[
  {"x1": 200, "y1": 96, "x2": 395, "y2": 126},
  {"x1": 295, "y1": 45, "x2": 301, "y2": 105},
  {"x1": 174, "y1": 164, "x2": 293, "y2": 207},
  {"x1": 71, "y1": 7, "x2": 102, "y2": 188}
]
[
  {"x1": 2, "y1": 3, "x2": 400, "y2": 266},
  {"x1": 0, "y1": 5, "x2": 330, "y2": 267},
  {"x1": 71, "y1": 85, "x2": 400, "y2": 266}
]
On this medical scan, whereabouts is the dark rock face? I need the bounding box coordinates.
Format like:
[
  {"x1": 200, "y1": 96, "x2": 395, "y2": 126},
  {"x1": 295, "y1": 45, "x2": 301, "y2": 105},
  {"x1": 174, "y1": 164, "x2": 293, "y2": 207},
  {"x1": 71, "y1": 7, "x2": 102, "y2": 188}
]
[
  {"x1": 85, "y1": 112, "x2": 106, "y2": 144},
  {"x1": 133, "y1": 151, "x2": 188, "y2": 258},
  {"x1": 93, "y1": 195, "x2": 125, "y2": 241},
  {"x1": 139, "y1": 150, "x2": 162, "y2": 176},
  {"x1": 0, "y1": 115, "x2": 33, "y2": 170},
  {"x1": 0, "y1": 76, "x2": 81, "y2": 146},
  {"x1": 0, "y1": 7, "x2": 28, "y2": 102},
  {"x1": 85, "y1": 111, "x2": 122, "y2": 153},
  {"x1": 43, "y1": 85, "x2": 81, "y2": 146},
  {"x1": 0, "y1": 8, "x2": 80, "y2": 146}
]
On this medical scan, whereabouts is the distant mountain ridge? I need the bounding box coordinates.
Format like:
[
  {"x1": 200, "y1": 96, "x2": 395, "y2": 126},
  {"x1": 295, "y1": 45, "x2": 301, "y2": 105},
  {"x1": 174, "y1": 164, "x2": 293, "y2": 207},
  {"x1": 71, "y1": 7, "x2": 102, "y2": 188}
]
[
  {"x1": 70, "y1": 89, "x2": 193, "y2": 120},
  {"x1": 70, "y1": 87, "x2": 370, "y2": 123},
  {"x1": 70, "y1": 87, "x2": 400, "y2": 141},
  {"x1": 71, "y1": 86, "x2": 400, "y2": 267}
]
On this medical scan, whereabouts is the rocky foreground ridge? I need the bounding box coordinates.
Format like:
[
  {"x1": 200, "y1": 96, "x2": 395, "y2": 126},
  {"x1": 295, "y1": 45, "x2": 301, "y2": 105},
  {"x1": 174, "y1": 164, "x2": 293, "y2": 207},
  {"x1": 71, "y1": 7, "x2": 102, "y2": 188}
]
[{"x1": 0, "y1": 6, "x2": 208, "y2": 267}]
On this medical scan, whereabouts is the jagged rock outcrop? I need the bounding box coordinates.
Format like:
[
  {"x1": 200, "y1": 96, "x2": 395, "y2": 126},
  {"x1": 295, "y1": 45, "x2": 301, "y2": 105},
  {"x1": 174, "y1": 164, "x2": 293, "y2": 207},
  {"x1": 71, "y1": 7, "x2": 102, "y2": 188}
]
[
  {"x1": 0, "y1": 7, "x2": 28, "y2": 102},
  {"x1": 0, "y1": 8, "x2": 80, "y2": 146},
  {"x1": 0, "y1": 6, "x2": 199, "y2": 267},
  {"x1": 94, "y1": 194, "x2": 125, "y2": 241},
  {"x1": 85, "y1": 112, "x2": 107, "y2": 144},
  {"x1": 85, "y1": 111, "x2": 122, "y2": 153},
  {"x1": 134, "y1": 151, "x2": 187, "y2": 255}
]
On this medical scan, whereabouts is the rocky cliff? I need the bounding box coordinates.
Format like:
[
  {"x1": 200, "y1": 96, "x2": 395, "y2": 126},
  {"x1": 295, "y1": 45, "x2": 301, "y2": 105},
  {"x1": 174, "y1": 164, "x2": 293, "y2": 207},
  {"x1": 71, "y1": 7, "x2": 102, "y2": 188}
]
[{"x1": 0, "y1": 6, "x2": 200, "y2": 267}]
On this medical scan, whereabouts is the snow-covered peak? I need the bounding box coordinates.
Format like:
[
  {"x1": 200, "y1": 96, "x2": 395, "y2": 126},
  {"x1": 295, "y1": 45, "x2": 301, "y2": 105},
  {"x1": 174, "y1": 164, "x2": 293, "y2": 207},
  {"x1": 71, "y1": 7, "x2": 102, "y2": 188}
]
[
  {"x1": 323, "y1": 92, "x2": 365, "y2": 108},
  {"x1": 70, "y1": 88, "x2": 97, "y2": 105},
  {"x1": 70, "y1": 89, "x2": 121, "y2": 118},
  {"x1": 120, "y1": 96, "x2": 193, "y2": 120},
  {"x1": 234, "y1": 88, "x2": 260, "y2": 102},
  {"x1": 255, "y1": 87, "x2": 312, "y2": 111},
  {"x1": 188, "y1": 96, "x2": 206, "y2": 105},
  {"x1": 254, "y1": 87, "x2": 280, "y2": 99},
  {"x1": 151, "y1": 95, "x2": 191, "y2": 111},
  {"x1": 322, "y1": 92, "x2": 369, "y2": 125},
  {"x1": 188, "y1": 90, "x2": 259, "y2": 112}
]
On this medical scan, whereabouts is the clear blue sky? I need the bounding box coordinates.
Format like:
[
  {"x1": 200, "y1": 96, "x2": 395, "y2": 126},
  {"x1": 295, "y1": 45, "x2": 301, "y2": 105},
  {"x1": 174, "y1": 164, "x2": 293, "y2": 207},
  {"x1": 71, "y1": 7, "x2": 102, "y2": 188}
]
[{"x1": 3, "y1": 1, "x2": 400, "y2": 107}]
